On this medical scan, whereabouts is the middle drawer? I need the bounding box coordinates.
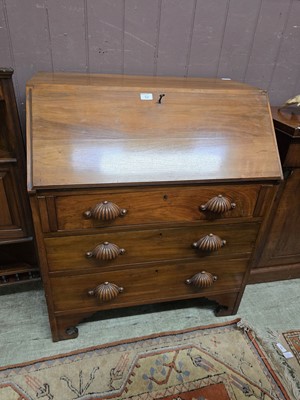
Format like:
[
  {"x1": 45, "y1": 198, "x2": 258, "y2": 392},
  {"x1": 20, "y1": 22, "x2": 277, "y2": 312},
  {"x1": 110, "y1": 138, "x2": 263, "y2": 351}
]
[{"x1": 45, "y1": 221, "x2": 259, "y2": 272}]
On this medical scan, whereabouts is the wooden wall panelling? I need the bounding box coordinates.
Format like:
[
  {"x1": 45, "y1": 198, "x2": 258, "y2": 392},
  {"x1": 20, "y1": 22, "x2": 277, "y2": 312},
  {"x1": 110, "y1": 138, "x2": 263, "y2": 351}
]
[
  {"x1": 216, "y1": 0, "x2": 262, "y2": 81},
  {"x1": 0, "y1": 2, "x2": 13, "y2": 68},
  {"x1": 244, "y1": 0, "x2": 292, "y2": 91},
  {"x1": 3, "y1": 0, "x2": 52, "y2": 133},
  {"x1": 294, "y1": 73, "x2": 300, "y2": 99},
  {"x1": 268, "y1": 0, "x2": 300, "y2": 105},
  {"x1": 0, "y1": 0, "x2": 300, "y2": 131},
  {"x1": 88, "y1": 0, "x2": 125, "y2": 74},
  {"x1": 46, "y1": 0, "x2": 88, "y2": 72},
  {"x1": 156, "y1": 0, "x2": 196, "y2": 76},
  {"x1": 188, "y1": 0, "x2": 230, "y2": 77},
  {"x1": 123, "y1": 0, "x2": 159, "y2": 76}
]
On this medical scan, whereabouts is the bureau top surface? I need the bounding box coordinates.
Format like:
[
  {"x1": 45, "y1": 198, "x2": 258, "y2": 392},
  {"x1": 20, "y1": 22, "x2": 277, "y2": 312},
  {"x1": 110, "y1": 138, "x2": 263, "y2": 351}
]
[{"x1": 26, "y1": 73, "x2": 282, "y2": 190}]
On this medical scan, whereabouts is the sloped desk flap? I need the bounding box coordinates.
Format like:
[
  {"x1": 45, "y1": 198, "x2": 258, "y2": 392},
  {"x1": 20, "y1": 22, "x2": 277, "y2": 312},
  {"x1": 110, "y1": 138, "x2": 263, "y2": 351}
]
[{"x1": 26, "y1": 73, "x2": 282, "y2": 190}]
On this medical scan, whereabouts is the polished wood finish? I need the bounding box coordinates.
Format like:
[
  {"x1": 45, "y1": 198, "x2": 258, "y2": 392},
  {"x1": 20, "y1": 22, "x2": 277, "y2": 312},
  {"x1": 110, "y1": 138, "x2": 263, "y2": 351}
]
[
  {"x1": 0, "y1": 69, "x2": 39, "y2": 286},
  {"x1": 44, "y1": 221, "x2": 259, "y2": 273},
  {"x1": 200, "y1": 194, "x2": 236, "y2": 214},
  {"x1": 26, "y1": 73, "x2": 282, "y2": 341},
  {"x1": 26, "y1": 73, "x2": 281, "y2": 189},
  {"x1": 38, "y1": 184, "x2": 262, "y2": 232},
  {"x1": 185, "y1": 271, "x2": 218, "y2": 288},
  {"x1": 50, "y1": 258, "x2": 248, "y2": 313},
  {"x1": 250, "y1": 107, "x2": 300, "y2": 283},
  {"x1": 88, "y1": 282, "x2": 124, "y2": 303}
]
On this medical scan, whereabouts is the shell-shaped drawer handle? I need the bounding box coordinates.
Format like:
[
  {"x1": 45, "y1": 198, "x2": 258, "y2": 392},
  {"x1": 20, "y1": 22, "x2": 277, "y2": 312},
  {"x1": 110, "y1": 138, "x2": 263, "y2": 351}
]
[
  {"x1": 88, "y1": 282, "x2": 124, "y2": 302},
  {"x1": 200, "y1": 194, "x2": 236, "y2": 214},
  {"x1": 86, "y1": 242, "x2": 125, "y2": 260},
  {"x1": 185, "y1": 271, "x2": 218, "y2": 288},
  {"x1": 83, "y1": 201, "x2": 127, "y2": 221},
  {"x1": 193, "y1": 233, "x2": 226, "y2": 252}
]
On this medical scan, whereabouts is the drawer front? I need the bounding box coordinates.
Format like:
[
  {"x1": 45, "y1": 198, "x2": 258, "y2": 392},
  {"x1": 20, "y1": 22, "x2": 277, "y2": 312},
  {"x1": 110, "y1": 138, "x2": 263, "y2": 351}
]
[
  {"x1": 39, "y1": 185, "x2": 261, "y2": 232},
  {"x1": 45, "y1": 222, "x2": 259, "y2": 272},
  {"x1": 50, "y1": 258, "x2": 248, "y2": 312}
]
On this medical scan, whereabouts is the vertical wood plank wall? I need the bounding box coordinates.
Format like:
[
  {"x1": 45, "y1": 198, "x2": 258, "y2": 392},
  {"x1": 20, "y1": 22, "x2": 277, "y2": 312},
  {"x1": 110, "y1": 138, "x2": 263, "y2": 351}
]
[{"x1": 1, "y1": 0, "x2": 299, "y2": 133}]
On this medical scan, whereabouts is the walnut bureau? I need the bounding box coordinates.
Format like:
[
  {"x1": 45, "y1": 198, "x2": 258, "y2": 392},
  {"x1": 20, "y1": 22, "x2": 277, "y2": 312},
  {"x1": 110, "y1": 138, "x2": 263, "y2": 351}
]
[{"x1": 26, "y1": 73, "x2": 282, "y2": 341}]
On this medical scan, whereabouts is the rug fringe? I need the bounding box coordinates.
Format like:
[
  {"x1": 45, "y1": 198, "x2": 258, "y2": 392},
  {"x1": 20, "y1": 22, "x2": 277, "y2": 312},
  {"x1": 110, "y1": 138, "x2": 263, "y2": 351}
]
[
  {"x1": 236, "y1": 321, "x2": 300, "y2": 399},
  {"x1": 237, "y1": 319, "x2": 254, "y2": 333},
  {"x1": 257, "y1": 327, "x2": 300, "y2": 399}
]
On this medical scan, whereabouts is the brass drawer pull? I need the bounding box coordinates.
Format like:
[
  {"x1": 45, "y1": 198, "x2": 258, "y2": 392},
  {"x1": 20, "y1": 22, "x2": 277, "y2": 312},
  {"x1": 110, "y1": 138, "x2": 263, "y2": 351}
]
[
  {"x1": 200, "y1": 194, "x2": 236, "y2": 214},
  {"x1": 88, "y1": 282, "x2": 124, "y2": 302},
  {"x1": 193, "y1": 233, "x2": 226, "y2": 252},
  {"x1": 86, "y1": 242, "x2": 125, "y2": 260},
  {"x1": 186, "y1": 271, "x2": 218, "y2": 288},
  {"x1": 83, "y1": 201, "x2": 127, "y2": 221}
]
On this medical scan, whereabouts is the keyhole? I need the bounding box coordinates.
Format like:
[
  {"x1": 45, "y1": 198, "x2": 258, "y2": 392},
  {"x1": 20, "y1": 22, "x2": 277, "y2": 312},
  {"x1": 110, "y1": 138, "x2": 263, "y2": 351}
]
[{"x1": 158, "y1": 94, "x2": 165, "y2": 104}]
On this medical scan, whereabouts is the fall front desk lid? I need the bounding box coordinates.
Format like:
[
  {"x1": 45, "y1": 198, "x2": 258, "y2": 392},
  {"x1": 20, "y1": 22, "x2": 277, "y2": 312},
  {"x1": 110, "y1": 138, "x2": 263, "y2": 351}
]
[{"x1": 26, "y1": 73, "x2": 282, "y2": 190}]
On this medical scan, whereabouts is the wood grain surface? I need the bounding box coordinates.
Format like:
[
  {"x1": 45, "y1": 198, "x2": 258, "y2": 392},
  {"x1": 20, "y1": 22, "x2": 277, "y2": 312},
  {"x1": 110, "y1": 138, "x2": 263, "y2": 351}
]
[
  {"x1": 50, "y1": 257, "x2": 248, "y2": 313},
  {"x1": 45, "y1": 221, "x2": 259, "y2": 273},
  {"x1": 26, "y1": 73, "x2": 282, "y2": 189},
  {"x1": 38, "y1": 184, "x2": 261, "y2": 232},
  {"x1": 26, "y1": 72, "x2": 283, "y2": 341}
]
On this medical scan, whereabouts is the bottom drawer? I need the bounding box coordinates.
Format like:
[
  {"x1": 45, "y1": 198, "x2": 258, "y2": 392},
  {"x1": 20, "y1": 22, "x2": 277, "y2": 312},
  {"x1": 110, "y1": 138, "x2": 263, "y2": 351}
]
[{"x1": 51, "y1": 257, "x2": 248, "y2": 313}]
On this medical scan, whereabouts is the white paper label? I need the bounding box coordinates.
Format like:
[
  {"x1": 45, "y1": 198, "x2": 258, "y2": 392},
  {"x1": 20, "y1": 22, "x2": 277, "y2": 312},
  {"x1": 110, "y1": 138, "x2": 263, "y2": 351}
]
[
  {"x1": 140, "y1": 93, "x2": 153, "y2": 100},
  {"x1": 276, "y1": 343, "x2": 293, "y2": 358},
  {"x1": 276, "y1": 343, "x2": 288, "y2": 353},
  {"x1": 283, "y1": 352, "x2": 294, "y2": 359}
]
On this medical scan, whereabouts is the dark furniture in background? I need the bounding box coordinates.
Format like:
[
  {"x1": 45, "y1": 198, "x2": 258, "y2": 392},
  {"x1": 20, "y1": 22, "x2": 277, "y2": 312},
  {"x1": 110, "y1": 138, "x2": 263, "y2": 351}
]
[
  {"x1": 250, "y1": 106, "x2": 300, "y2": 283},
  {"x1": 0, "y1": 68, "x2": 39, "y2": 286}
]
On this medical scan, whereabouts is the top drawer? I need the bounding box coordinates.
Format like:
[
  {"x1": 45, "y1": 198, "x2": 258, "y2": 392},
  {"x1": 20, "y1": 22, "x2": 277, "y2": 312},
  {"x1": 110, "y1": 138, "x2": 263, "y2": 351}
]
[{"x1": 38, "y1": 184, "x2": 261, "y2": 232}]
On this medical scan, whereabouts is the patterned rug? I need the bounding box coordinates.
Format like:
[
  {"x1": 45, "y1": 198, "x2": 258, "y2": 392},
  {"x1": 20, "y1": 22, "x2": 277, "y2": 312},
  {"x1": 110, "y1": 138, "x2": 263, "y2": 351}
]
[
  {"x1": 283, "y1": 331, "x2": 300, "y2": 364},
  {"x1": 269, "y1": 329, "x2": 300, "y2": 397},
  {"x1": 0, "y1": 319, "x2": 294, "y2": 400}
]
